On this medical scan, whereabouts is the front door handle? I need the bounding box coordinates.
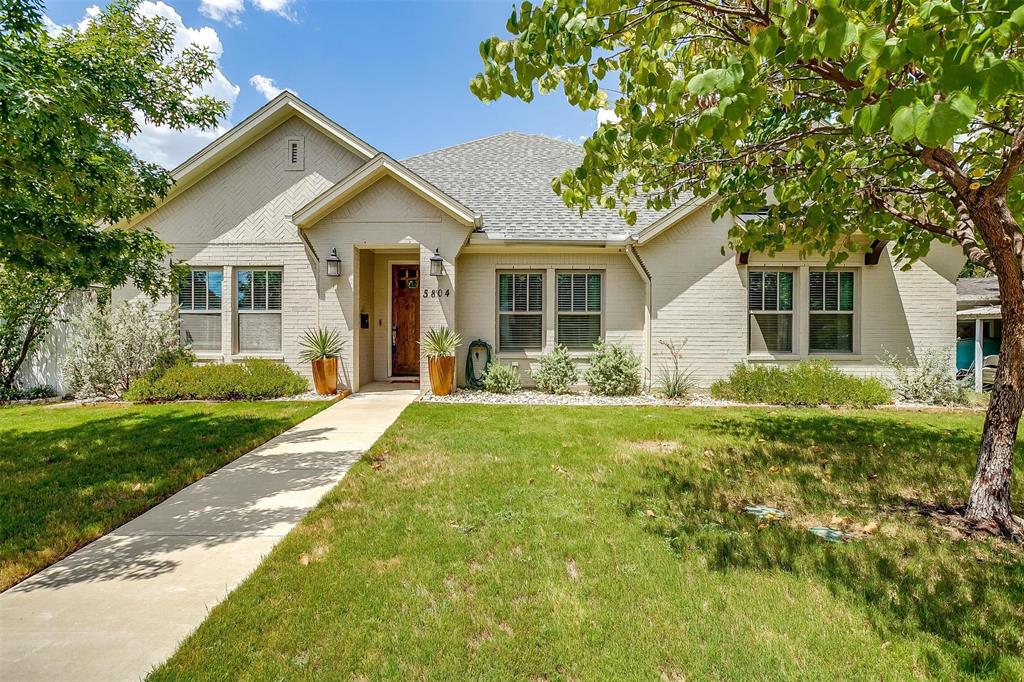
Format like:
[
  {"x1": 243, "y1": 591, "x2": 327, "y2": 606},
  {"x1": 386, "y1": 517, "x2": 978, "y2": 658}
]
[{"x1": 392, "y1": 323, "x2": 397, "y2": 352}]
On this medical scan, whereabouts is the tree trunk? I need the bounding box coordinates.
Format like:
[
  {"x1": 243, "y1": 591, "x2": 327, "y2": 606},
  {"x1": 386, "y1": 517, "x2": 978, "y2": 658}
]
[
  {"x1": 964, "y1": 309, "x2": 1023, "y2": 537},
  {"x1": 964, "y1": 197, "x2": 1024, "y2": 538}
]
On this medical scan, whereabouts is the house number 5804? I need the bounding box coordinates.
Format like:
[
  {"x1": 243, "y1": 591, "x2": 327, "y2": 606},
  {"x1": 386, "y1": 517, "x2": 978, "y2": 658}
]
[{"x1": 423, "y1": 288, "x2": 450, "y2": 298}]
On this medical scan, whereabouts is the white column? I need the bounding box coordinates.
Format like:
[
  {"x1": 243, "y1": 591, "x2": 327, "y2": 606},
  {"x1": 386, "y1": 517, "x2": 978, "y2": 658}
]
[
  {"x1": 975, "y1": 318, "x2": 984, "y2": 392},
  {"x1": 222, "y1": 265, "x2": 234, "y2": 362}
]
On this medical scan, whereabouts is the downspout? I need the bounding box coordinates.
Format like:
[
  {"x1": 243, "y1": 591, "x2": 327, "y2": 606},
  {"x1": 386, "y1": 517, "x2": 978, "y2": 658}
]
[
  {"x1": 295, "y1": 224, "x2": 322, "y2": 328},
  {"x1": 626, "y1": 241, "x2": 653, "y2": 389}
]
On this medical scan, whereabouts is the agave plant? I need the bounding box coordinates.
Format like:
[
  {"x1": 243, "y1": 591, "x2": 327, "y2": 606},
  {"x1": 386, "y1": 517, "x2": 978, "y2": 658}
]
[
  {"x1": 298, "y1": 327, "x2": 345, "y2": 362},
  {"x1": 421, "y1": 326, "x2": 462, "y2": 359}
]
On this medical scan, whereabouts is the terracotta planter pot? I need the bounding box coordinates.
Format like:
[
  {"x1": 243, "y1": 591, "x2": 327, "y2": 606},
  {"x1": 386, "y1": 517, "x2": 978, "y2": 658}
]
[
  {"x1": 428, "y1": 355, "x2": 456, "y2": 396},
  {"x1": 311, "y1": 356, "x2": 338, "y2": 395}
]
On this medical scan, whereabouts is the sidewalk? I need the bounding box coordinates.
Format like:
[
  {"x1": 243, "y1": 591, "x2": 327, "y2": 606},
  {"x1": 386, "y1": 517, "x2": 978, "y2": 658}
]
[{"x1": 0, "y1": 386, "x2": 418, "y2": 681}]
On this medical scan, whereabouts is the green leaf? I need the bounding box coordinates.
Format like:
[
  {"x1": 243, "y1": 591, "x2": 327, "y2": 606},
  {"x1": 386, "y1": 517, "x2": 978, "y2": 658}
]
[
  {"x1": 859, "y1": 27, "x2": 885, "y2": 61},
  {"x1": 916, "y1": 97, "x2": 972, "y2": 147},
  {"x1": 853, "y1": 100, "x2": 891, "y2": 136},
  {"x1": 751, "y1": 25, "x2": 783, "y2": 59},
  {"x1": 890, "y1": 103, "x2": 922, "y2": 143}
]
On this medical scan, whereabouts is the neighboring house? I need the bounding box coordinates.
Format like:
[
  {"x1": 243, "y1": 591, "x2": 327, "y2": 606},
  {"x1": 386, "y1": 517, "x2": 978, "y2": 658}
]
[
  {"x1": 956, "y1": 277, "x2": 1002, "y2": 390},
  {"x1": 111, "y1": 92, "x2": 963, "y2": 392}
]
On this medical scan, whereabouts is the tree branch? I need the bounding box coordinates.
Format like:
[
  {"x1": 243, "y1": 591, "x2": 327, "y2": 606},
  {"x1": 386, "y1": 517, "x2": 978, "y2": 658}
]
[{"x1": 987, "y1": 116, "x2": 1024, "y2": 197}]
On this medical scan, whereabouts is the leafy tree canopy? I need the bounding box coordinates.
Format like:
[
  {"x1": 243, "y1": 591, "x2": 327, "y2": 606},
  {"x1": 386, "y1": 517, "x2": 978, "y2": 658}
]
[
  {"x1": 472, "y1": 0, "x2": 1024, "y2": 271},
  {"x1": 0, "y1": 0, "x2": 227, "y2": 294}
]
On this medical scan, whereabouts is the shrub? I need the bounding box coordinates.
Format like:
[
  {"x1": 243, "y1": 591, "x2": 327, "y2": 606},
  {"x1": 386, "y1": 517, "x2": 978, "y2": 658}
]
[
  {"x1": 125, "y1": 358, "x2": 308, "y2": 402},
  {"x1": 656, "y1": 339, "x2": 696, "y2": 400},
  {"x1": 881, "y1": 347, "x2": 969, "y2": 406},
  {"x1": 531, "y1": 345, "x2": 578, "y2": 394},
  {"x1": 584, "y1": 342, "x2": 642, "y2": 396},
  {"x1": 62, "y1": 299, "x2": 180, "y2": 398},
  {"x1": 0, "y1": 385, "x2": 58, "y2": 403},
  {"x1": 483, "y1": 363, "x2": 521, "y2": 394},
  {"x1": 710, "y1": 360, "x2": 891, "y2": 407}
]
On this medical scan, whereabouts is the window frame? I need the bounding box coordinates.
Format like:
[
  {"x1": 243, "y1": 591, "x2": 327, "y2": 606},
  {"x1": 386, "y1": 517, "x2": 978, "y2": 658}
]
[
  {"x1": 747, "y1": 268, "x2": 797, "y2": 356},
  {"x1": 555, "y1": 270, "x2": 604, "y2": 350},
  {"x1": 177, "y1": 268, "x2": 223, "y2": 354},
  {"x1": 235, "y1": 267, "x2": 283, "y2": 354},
  {"x1": 807, "y1": 268, "x2": 857, "y2": 355},
  {"x1": 495, "y1": 270, "x2": 544, "y2": 353}
]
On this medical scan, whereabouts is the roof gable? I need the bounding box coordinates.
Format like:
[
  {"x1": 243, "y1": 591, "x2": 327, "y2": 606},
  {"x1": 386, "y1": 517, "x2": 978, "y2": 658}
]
[
  {"x1": 125, "y1": 92, "x2": 377, "y2": 227},
  {"x1": 291, "y1": 154, "x2": 481, "y2": 228}
]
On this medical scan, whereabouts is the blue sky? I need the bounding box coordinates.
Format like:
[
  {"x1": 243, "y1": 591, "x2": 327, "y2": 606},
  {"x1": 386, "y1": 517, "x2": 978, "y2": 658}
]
[{"x1": 45, "y1": 0, "x2": 603, "y2": 167}]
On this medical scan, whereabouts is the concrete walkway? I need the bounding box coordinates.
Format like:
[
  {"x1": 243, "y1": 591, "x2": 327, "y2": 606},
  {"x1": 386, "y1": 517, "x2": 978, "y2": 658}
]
[{"x1": 0, "y1": 385, "x2": 418, "y2": 682}]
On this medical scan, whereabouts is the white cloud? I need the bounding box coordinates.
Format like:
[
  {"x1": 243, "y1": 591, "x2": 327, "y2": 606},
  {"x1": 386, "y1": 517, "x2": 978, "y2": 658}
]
[
  {"x1": 597, "y1": 108, "x2": 621, "y2": 126},
  {"x1": 249, "y1": 74, "x2": 295, "y2": 100},
  {"x1": 199, "y1": 0, "x2": 244, "y2": 24},
  {"x1": 76, "y1": 4, "x2": 101, "y2": 32},
  {"x1": 128, "y1": 2, "x2": 241, "y2": 167},
  {"x1": 253, "y1": 0, "x2": 296, "y2": 21},
  {"x1": 41, "y1": 14, "x2": 64, "y2": 36}
]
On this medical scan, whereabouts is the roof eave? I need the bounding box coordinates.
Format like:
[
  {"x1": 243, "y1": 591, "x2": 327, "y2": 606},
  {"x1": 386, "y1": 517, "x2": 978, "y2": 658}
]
[
  {"x1": 634, "y1": 195, "x2": 716, "y2": 245},
  {"x1": 292, "y1": 154, "x2": 480, "y2": 229}
]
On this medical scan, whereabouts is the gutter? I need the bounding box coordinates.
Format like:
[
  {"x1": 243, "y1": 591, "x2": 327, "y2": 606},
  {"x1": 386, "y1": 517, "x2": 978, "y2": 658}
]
[{"x1": 626, "y1": 240, "x2": 654, "y2": 389}]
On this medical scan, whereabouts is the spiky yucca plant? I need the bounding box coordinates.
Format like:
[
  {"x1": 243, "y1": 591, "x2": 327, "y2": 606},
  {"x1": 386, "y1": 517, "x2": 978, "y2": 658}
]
[
  {"x1": 298, "y1": 327, "x2": 345, "y2": 362},
  {"x1": 421, "y1": 327, "x2": 462, "y2": 359}
]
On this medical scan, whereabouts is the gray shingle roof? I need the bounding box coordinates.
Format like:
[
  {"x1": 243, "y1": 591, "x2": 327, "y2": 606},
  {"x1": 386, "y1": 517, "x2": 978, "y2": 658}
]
[
  {"x1": 957, "y1": 277, "x2": 1000, "y2": 305},
  {"x1": 402, "y1": 132, "x2": 678, "y2": 241}
]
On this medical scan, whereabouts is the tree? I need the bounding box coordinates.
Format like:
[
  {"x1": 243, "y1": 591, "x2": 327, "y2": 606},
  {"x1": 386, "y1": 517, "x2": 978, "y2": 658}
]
[
  {"x1": 0, "y1": 0, "x2": 226, "y2": 386},
  {"x1": 472, "y1": 0, "x2": 1024, "y2": 537},
  {"x1": 0, "y1": 265, "x2": 76, "y2": 391},
  {"x1": 0, "y1": 0, "x2": 226, "y2": 292}
]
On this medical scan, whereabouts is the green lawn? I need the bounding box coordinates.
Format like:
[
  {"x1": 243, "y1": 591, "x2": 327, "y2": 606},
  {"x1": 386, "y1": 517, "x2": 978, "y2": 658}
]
[
  {"x1": 0, "y1": 400, "x2": 330, "y2": 591},
  {"x1": 150, "y1": 404, "x2": 1023, "y2": 680}
]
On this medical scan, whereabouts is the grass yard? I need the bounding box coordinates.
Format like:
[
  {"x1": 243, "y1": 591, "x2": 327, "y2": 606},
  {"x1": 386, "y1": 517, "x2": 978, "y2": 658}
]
[
  {"x1": 152, "y1": 404, "x2": 1023, "y2": 680},
  {"x1": 0, "y1": 400, "x2": 330, "y2": 591}
]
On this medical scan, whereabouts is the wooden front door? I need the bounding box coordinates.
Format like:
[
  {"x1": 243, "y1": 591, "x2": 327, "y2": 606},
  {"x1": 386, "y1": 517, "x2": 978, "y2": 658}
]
[{"x1": 391, "y1": 264, "x2": 419, "y2": 376}]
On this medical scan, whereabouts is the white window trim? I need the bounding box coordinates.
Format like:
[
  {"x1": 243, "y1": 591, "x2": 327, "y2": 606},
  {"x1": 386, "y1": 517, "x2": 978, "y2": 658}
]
[
  {"x1": 235, "y1": 267, "x2": 283, "y2": 354},
  {"x1": 285, "y1": 136, "x2": 304, "y2": 171},
  {"x1": 496, "y1": 270, "x2": 544, "y2": 353},
  {"x1": 747, "y1": 268, "x2": 797, "y2": 357},
  {"x1": 807, "y1": 268, "x2": 859, "y2": 356},
  {"x1": 555, "y1": 270, "x2": 605, "y2": 350},
  {"x1": 177, "y1": 268, "x2": 224, "y2": 354}
]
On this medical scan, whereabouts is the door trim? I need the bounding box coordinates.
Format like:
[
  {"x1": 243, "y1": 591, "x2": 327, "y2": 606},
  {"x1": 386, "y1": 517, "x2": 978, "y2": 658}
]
[{"x1": 387, "y1": 259, "x2": 419, "y2": 379}]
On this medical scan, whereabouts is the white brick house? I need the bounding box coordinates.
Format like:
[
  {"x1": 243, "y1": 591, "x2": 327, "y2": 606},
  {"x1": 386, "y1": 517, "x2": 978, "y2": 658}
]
[{"x1": 113, "y1": 92, "x2": 963, "y2": 392}]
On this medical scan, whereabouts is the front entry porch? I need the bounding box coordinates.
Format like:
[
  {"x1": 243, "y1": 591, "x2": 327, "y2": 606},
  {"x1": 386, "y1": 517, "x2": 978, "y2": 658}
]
[{"x1": 351, "y1": 246, "x2": 434, "y2": 393}]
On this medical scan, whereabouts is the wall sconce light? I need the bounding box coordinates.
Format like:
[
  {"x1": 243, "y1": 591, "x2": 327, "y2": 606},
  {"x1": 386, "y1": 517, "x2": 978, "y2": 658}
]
[
  {"x1": 429, "y1": 248, "x2": 444, "y2": 277},
  {"x1": 326, "y1": 248, "x2": 341, "y2": 277}
]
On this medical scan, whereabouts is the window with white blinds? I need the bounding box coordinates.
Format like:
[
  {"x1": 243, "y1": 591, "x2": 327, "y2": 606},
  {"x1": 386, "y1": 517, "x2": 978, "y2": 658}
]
[
  {"x1": 748, "y1": 270, "x2": 794, "y2": 353},
  {"x1": 557, "y1": 272, "x2": 602, "y2": 349},
  {"x1": 237, "y1": 269, "x2": 283, "y2": 352},
  {"x1": 178, "y1": 269, "x2": 222, "y2": 352},
  {"x1": 809, "y1": 270, "x2": 855, "y2": 353},
  {"x1": 497, "y1": 272, "x2": 543, "y2": 351}
]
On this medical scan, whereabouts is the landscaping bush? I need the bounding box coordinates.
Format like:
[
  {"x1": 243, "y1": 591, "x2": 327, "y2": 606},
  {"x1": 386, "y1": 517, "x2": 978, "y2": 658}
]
[
  {"x1": 656, "y1": 339, "x2": 696, "y2": 400},
  {"x1": 881, "y1": 348, "x2": 970, "y2": 406},
  {"x1": 62, "y1": 299, "x2": 180, "y2": 398},
  {"x1": 125, "y1": 358, "x2": 308, "y2": 402},
  {"x1": 482, "y1": 362, "x2": 521, "y2": 394},
  {"x1": 709, "y1": 360, "x2": 891, "y2": 407},
  {"x1": 0, "y1": 385, "x2": 58, "y2": 403},
  {"x1": 531, "y1": 345, "x2": 578, "y2": 394},
  {"x1": 584, "y1": 342, "x2": 642, "y2": 396}
]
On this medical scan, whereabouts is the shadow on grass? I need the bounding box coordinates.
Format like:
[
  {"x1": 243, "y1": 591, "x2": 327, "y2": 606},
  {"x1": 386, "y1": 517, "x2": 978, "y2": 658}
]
[
  {"x1": 630, "y1": 411, "x2": 1024, "y2": 676},
  {"x1": 0, "y1": 404, "x2": 329, "y2": 591}
]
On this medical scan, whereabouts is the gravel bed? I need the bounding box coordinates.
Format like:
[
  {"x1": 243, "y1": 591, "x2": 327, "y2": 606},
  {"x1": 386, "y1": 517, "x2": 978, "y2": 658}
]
[
  {"x1": 270, "y1": 391, "x2": 338, "y2": 402},
  {"x1": 421, "y1": 391, "x2": 982, "y2": 411},
  {"x1": 421, "y1": 389, "x2": 701, "y2": 407}
]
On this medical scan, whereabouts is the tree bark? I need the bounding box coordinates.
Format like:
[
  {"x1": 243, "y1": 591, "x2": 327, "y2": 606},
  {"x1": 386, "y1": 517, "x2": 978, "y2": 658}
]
[{"x1": 964, "y1": 196, "x2": 1024, "y2": 538}]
